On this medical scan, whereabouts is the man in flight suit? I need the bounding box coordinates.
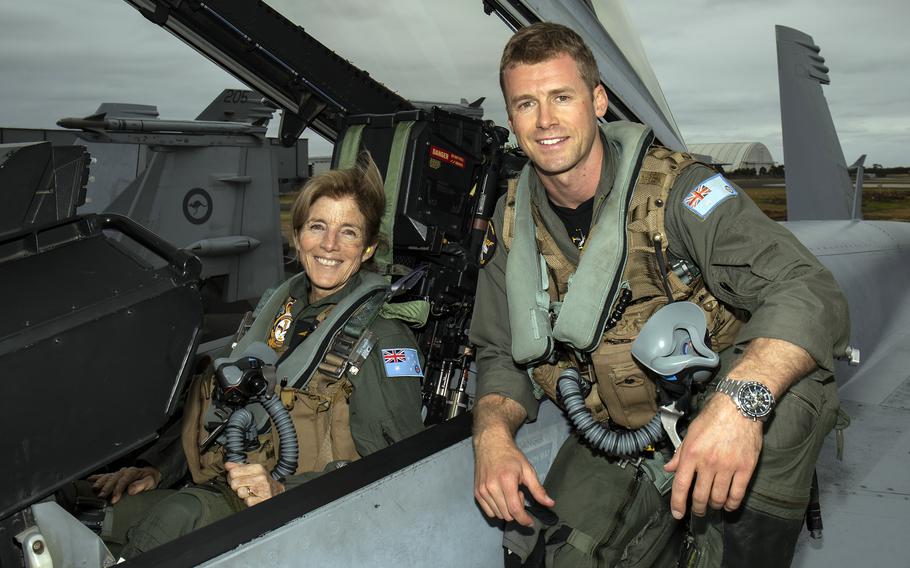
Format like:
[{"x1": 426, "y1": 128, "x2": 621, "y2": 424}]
[{"x1": 470, "y1": 22, "x2": 849, "y2": 567}]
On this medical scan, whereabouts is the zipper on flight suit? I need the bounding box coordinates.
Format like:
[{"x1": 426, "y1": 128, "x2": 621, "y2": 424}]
[{"x1": 600, "y1": 465, "x2": 645, "y2": 554}]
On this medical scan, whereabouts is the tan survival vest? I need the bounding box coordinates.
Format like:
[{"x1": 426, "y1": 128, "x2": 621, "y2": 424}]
[
  {"x1": 503, "y1": 147, "x2": 743, "y2": 429},
  {"x1": 181, "y1": 302, "x2": 360, "y2": 485}
]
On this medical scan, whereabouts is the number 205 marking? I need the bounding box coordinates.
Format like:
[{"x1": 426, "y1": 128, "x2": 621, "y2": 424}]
[{"x1": 222, "y1": 90, "x2": 249, "y2": 103}]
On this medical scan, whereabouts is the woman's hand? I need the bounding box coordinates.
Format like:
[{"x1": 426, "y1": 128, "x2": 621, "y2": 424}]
[
  {"x1": 88, "y1": 466, "x2": 161, "y2": 504},
  {"x1": 225, "y1": 462, "x2": 286, "y2": 507}
]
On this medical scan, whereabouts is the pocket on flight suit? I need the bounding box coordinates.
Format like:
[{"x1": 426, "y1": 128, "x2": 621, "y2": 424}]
[
  {"x1": 546, "y1": 438, "x2": 679, "y2": 568},
  {"x1": 591, "y1": 344, "x2": 658, "y2": 430},
  {"x1": 748, "y1": 372, "x2": 838, "y2": 519}
]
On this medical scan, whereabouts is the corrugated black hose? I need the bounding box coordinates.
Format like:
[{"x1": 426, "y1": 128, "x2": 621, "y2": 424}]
[
  {"x1": 223, "y1": 399, "x2": 299, "y2": 481},
  {"x1": 556, "y1": 367, "x2": 663, "y2": 456}
]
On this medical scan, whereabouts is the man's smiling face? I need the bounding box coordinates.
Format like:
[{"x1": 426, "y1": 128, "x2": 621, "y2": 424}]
[{"x1": 503, "y1": 53, "x2": 607, "y2": 178}]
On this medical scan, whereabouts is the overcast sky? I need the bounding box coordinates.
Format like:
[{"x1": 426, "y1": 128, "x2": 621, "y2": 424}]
[{"x1": 1, "y1": 0, "x2": 907, "y2": 166}]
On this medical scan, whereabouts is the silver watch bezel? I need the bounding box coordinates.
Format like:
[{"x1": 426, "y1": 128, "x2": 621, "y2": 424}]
[{"x1": 715, "y1": 377, "x2": 775, "y2": 421}]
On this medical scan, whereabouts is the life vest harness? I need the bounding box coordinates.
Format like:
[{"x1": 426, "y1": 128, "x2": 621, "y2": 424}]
[
  {"x1": 234, "y1": 270, "x2": 392, "y2": 390},
  {"x1": 502, "y1": 121, "x2": 742, "y2": 431},
  {"x1": 184, "y1": 269, "x2": 426, "y2": 484},
  {"x1": 506, "y1": 122, "x2": 655, "y2": 364}
]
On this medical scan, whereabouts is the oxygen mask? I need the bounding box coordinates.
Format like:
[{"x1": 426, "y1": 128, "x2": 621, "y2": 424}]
[
  {"x1": 631, "y1": 301, "x2": 720, "y2": 393},
  {"x1": 210, "y1": 342, "x2": 299, "y2": 480},
  {"x1": 213, "y1": 342, "x2": 279, "y2": 408}
]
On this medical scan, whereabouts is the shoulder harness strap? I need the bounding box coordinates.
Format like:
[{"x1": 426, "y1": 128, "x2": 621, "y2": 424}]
[
  {"x1": 236, "y1": 272, "x2": 390, "y2": 390},
  {"x1": 625, "y1": 147, "x2": 701, "y2": 302}
]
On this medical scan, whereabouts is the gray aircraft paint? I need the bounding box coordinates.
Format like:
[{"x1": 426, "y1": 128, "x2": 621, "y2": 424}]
[
  {"x1": 787, "y1": 219, "x2": 910, "y2": 567},
  {"x1": 194, "y1": 401, "x2": 571, "y2": 567},
  {"x1": 779, "y1": 27, "x2": 910, "y2": 564},
  {"x1": 66, "y1": 94, "x2": 291, "y2": 303},
  {"x1": 6, "y1": 92, "x2": 303, "y2": 303},
  {"x1": 777, "y1": 25, "x2": 855, "y2": 221}
]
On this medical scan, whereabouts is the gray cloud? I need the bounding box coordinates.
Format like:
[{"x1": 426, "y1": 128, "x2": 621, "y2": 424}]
[
  {"x1": 1, "y1": 0, "x2": 906, "y2": 166},
  {"x1": 625, "y1": 0, "x2": 910, "y2": 166}
]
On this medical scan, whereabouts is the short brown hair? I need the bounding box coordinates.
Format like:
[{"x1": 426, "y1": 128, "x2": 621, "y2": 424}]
[
  {"x1": 499, "y1": 22, "x2": 600, "y2": 95},
  {"x1": 291, "y1": 151, "x2": 386, "y2": 252}
]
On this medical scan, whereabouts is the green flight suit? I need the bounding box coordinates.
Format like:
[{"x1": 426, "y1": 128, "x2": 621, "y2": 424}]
[
  {"x1": 470, "y1": 131, "x2": 849, "y2": 567},
  {"x1": 109, "y1": 270, "x2": 425, "y2": 559}
]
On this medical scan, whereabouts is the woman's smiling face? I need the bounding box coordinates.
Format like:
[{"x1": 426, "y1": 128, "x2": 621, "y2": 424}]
[{"x1": 296, "y1": 195, "x2": 375, "y2": 302}]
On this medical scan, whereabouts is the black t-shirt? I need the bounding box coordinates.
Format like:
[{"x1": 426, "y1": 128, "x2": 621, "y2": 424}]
[{"x1": 549, "y1": 195, "x2": 594, "y2": 251}]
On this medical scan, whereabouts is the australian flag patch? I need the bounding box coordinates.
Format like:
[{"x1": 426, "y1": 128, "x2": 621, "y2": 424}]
[
  {"x1": 683, "y1": 173, "x2": 738, "y2": 219},
  {"x1": 381, "y1": 348, "x2": 423, "y2": 378}
]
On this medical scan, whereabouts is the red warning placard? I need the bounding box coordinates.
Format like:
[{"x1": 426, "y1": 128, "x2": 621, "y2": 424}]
[{"x1": 429, "y1": 145, "x2": 465, "y2": 169}]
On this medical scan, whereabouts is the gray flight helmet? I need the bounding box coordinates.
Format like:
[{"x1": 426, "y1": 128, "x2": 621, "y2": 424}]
[{"x1": 631, "y1": 302, "x2": 720, "y2": 382}]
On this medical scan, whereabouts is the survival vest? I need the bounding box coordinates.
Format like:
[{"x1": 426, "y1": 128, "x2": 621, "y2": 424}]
[
  {"x1": 182, "y1": 271, "x2": 391, "y2": 484},
  {"x1": 502, "y1": 122, "x2": 742, "y2": 429}
]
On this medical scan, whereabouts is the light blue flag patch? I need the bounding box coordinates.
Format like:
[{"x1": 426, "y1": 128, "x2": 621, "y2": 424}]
[
  {"x1": 682, "y1": 173, "x2": 738, "y2": 219},
  {"x1": 381, "y1": 348, "x2": 423, "y2": 378}
]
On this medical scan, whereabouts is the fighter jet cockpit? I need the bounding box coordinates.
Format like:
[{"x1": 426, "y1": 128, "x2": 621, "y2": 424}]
[
  {"x1": 4, "y1": 1, "x2": 908, "y2": 567},
  {"x1": 1, "y1": 2, "x2": 528, "y2": 565},
  {"x1": 0, "y1": 1, "x2": 789, "y2": 566}
]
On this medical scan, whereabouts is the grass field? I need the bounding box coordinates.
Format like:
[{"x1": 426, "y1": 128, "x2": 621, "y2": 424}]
[{"x1": 720, "y1": 174, "x2": 910, "y2": 222}]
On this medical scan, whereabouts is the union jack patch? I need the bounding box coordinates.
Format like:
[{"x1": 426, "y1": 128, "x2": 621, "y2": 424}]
[
  {"x1": 381, "y1": 348, "x2": 423, "y2": 378},
  {"x1": 683, "y1": 174, "x2": 737, "y2": 219}
]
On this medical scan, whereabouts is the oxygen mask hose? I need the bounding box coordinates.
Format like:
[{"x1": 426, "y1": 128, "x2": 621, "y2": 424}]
[
  {"x1": 556, "y1": 368, "x2": 663, "y2": 456},
  {"x1": 261, "y1": 395, "x2": 298, "y2": 481},
  {"x1": 215, "y1": 342, "x2": 299, "y2": 480},
  {"x1": 224, "y1": 407, "x2": 256, "y2": 464},
  {"x1": 222, "y1": 398, "x2": 299, "y2": 481}
]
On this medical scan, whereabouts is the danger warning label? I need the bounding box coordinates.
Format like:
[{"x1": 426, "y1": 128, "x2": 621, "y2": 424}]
[{"x1": 429, "y1": 145, "x2": 465, "y2": 169}]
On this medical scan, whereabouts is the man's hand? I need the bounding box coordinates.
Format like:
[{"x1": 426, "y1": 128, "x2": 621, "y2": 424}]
[
  {"x1": 664, "y1": 394, "x2": 762, "y2": 519},
  {"x1": 665, "y1": 338, "x2": 816, "y2": 519},
  {"x1": 88, "y1": 466, "x2": 161, "y2": 504},
  {"x1": 472, "y1": 394, "x2": 554, "y2": 527},
  {"x1": 474, "y1": 431, "x2": 554, "y2": 527},
  {"x1": 225, "y1": 462, "x2": 285, "y2": 507}
]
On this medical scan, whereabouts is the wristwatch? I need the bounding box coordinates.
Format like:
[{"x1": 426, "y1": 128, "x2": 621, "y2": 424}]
[{"x1": 714, "y1": 377, "x2": 775, "y2": 421}]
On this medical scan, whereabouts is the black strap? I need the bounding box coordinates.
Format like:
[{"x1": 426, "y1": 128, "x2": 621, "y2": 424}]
[{"x1": 653, "y1": 238, "x2": 674, "y2": 303}]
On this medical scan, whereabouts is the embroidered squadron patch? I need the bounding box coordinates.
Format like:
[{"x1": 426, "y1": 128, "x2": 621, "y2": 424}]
[
  {"x1": 479, "y1": 222, "x2": 497, "y2": 267},
  {"x1": 682, "y1": 174, "x2": 738, "y2": 219},
  {"x1": 268, "y1": 298, "x2": 296, "y2": 350},
  {"x1": 381, "y1": 348, "x2": 423, "y2": 378}
]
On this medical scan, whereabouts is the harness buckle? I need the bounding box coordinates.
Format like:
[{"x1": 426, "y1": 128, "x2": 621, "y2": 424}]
[{"x1": 617, "y1": 456, "x2": 643, "y2": 469}]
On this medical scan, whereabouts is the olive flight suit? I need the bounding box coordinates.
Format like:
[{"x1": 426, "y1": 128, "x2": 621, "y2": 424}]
[
  {"x1": 108, "y1": 270, "x2": 425, "y2": 558},
  {"x1": 470, "y1": 129, "x2": 849, "y2": 567}
]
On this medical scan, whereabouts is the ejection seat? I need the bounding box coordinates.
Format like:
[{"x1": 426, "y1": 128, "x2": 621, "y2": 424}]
[{"x1": 0, "y1": 141, "x2": 204, "y2": 567}]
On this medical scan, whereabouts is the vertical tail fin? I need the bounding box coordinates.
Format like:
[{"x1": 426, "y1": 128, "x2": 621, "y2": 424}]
[
  {"x1": 848, "y1": 154, "x2": 866, "y2": 219},
  {"x1": 195, "y1": 89, "x2": 275, "y2": 126},
  {"x1": 777, "y1": 25, "x2": 856, "y2": 220}
]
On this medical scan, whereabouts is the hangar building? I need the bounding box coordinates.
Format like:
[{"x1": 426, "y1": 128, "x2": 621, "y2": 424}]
[{"x1": 688, "y1": 142, "x2": 775, "y2": 173}]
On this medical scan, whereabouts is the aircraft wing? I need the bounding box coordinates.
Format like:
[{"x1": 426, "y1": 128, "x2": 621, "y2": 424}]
[
  {"x1": 787, "y1": 220, "x2": 910, "y2": 568},
  {"x1": 777, "y1": 25, "x2": 910, "y2": 567}
]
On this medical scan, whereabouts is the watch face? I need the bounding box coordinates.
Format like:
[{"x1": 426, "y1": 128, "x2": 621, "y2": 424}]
[{"x1": 738, "y1": 382, "x2": 774, "y2": 418}]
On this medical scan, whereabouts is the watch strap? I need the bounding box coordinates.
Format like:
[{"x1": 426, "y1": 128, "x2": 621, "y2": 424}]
[{"x1": 714, "y1": 376, "x2": 741, "y2": 398}]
